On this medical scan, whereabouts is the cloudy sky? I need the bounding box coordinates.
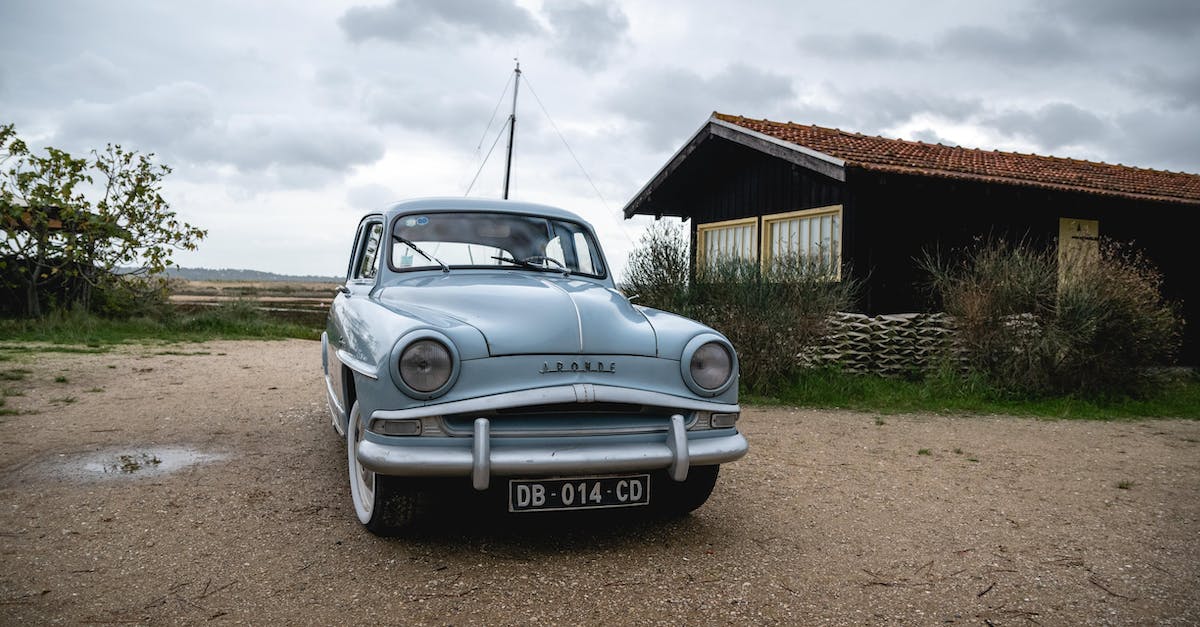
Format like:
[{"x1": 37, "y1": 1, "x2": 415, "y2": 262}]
[{"x1": 2, "y1": 0, "x2": 1197, "y2": 279}]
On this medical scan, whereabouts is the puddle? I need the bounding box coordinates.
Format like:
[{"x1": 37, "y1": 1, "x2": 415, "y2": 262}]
[{"x1": 52, "y1": 446, "x2": 227, "y2": 481}]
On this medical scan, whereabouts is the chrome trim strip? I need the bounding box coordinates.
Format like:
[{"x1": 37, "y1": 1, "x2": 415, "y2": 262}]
[
  {"x1": 336, "y1": 349, "x2": 379, "y2": 380},
  {"x1": 357, "y1": 431, "x2": 749, "y2": 484},
  {"x1": 371, "y1": 385, "x2": 739, "y2": 421},
  {"x1": 539, "y1": 277, "x2": 584, "y2": 351},
  {"x1": 325, "y1": 374, "x2": 346, "y2": 437},
  {"x1": 438, "y1": 416, "x2": 698, "y2": 439},
  {"x1": 472, "y1": 418, "x2": 490, "y2": 490},
  {"x1": 666, "y1": 414, "x2": 689, "y2": 481}
]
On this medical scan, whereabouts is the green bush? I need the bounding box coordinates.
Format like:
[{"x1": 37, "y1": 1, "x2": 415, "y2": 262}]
[
  {"x1": 623, "y1": 221, "x2": 858, "y2": 394},
  {"x1": 91, "y1": 274, "x2": 174, "y2": 319},
  {"x1": 922, "y1": 238, "x2": 1182, "y2": 396},
  {"x1": 621, "y1": 220, "x2": 691, "y2": 315}
]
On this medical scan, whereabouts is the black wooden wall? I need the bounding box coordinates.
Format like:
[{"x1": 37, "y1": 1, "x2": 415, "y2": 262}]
[
  {"x1": 847, "y1": 169, "x2": 1197, "y2": 363},
  {"x1": 631, "y1": 134, "x2": 1197, "y2": 364}
]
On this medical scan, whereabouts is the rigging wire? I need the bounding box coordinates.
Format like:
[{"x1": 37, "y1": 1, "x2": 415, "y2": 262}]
[
  {"x1": 524, "y1": 71, "x2": 639, "y2": 255},
  {"x1": 522, "y1": 73, "x2": 612, "y2": 214},
  {"x1": 474, "y1": 72, "x2": 514, "y2": 154},
  {"x1": 464, "y1": 117, "x2": 510, "y2": 196},
  {"x1": 460, "y1": 73, "x2": 514, "y2": 193}
]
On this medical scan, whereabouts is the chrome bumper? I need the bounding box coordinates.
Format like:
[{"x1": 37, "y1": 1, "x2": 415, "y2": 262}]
[{"x1": 357, "y1": 414, "x2": 749, "y2": 490}]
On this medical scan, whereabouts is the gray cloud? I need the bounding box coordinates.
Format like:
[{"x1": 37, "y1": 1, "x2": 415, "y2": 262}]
[
  {"x1": 608, "y1": 64, "x2": 796, "y2": 150},
  {"x1": 1046, "y1": 0, "x2": 1200, "y2": 38},
  {"x1": 797, "y1": 23, "x2": 1087, "y2": 68},
  {"x1": 1129, "y1": 66, "x2": 1200, "y2": 110},
  {"x1": 363, "y1": 81, "x2": 495, "y2": 144},
  {"x1": 1111, "y1": 108, "x2": 1200, "y2": 172},
  {"x1": 44, "y1": 52, "x2": 132, "y2": 101},
  {"x1": 56, "y1": 82, "x2": 216, "y2": 154},
  {"x1": 53, "y1": 82, "x2": 385, "y2": 189},
  {"x1": 797, "y1": 32, "x2": 926, "y2": 61},
  {"x1": 545, "y1": 1, "x2": 630, "y2": 70},
  {"x1": 937, "y1": 24, "x2": 1085, "y2": 66},
  {"x1": 339, "y1": 0, "x2": 540, "y2": 44},
  {"x1": 201, "y1": 117, "x2": 385, "y2": 174},
  {"x1": 984, "y1": 102, "x2": 1108, "y2": 152},
  {"x1": 850, "y1": 89, "x2": 983, "y2": 129},
  {"x1": 907, "y1": 129, "x2": 959, "y2": 146}
]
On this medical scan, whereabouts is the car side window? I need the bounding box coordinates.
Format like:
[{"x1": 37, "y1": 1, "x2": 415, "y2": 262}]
[
  {"x1": 572, "y1": 232, "x2": 597, "y2": 275},
  {"x1": 355, "y1": 222, "x2": 384, "y2": 280}
]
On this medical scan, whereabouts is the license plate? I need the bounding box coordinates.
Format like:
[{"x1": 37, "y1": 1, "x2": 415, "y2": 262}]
[{"x1": 508, "y1": 474, "x2": 650, "y2": 512}]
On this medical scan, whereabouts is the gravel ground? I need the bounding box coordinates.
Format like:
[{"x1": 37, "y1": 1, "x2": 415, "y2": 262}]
[{"x1": 1, "y1": 339, "x2": 1198, "y2": 625}]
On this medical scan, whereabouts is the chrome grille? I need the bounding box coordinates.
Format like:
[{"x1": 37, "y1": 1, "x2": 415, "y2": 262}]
[{"x1": 439, "y1": 403, "x2": 694, "y2": 437}]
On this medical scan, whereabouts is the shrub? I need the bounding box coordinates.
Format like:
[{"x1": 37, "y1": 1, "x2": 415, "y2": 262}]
[
  {"x1": 1055, "y1": 242, "x2": 1182, "y2": 393},
  {"x1": 624, "y1": 221, "x2": 858, "y2": 393},
  {"x1": 922, "y1": 238, "x2": 1182, "y2": 396},
  {"x1": 621, "y1": 220, "x2": 691, "y2": 315}
]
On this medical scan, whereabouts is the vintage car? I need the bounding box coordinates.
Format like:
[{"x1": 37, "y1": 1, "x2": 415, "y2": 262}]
[{"x1": 322, "y1": 197, "x2": 747, "y2": 534}]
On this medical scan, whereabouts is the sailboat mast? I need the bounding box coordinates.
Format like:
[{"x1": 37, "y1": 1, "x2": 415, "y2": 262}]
[{"x1": 502, "y1": 60, "x2": 520, "y2": 200}]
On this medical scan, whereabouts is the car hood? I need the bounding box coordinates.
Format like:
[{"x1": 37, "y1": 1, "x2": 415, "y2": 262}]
[{"x1": 376, "y1": 272, "x2": 657, "y2": 357}]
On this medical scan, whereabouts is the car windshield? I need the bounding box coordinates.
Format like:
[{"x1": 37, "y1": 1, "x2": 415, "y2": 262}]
[{"x1": 390, "y1": 211, "x2": 606, "y2": 278}]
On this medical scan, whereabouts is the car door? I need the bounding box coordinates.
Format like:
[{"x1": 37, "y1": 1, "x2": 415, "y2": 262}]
[{"x1": 328, "y1": 216, "x2": 385, "y2": 415}]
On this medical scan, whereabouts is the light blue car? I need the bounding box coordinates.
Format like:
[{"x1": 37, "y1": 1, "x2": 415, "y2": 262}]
[{"x1": 323, "y1": 198, "x2": 747, "y2": 534}]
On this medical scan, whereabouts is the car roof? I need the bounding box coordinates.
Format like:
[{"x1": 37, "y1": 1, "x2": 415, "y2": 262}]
[{"x1": 379, "y1": 197, "x2": 590, "y2": 225}]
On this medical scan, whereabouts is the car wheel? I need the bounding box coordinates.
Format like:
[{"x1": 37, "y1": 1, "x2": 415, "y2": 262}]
[
  {"x1": 657, "y1": 465, "x2": 720, "y2": 515},
  {"x1": 347, "y1": 402, "x2": 421, "y2": 535}
]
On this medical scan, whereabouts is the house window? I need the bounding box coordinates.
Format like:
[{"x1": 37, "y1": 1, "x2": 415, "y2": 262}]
[
  {"x1": 696, "y1": 217, "x2": 758, "y2": 266},
  {"x1": 761, "y1": 205, "x2": 842, "y2": 277}
]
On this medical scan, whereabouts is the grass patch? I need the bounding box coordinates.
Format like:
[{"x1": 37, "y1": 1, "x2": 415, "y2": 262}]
[
  {"x1": 1, "y1": 368, "x2": 32, "y2": 381},
  {"x1": 54, "y1": 375, "x2": 69, "y2": 383},
  {"x1": 0, "y1": 344, "x2": 110, "y2": 354},
  {"x1": 1116, "y1": 481, "x2": 1134, "y2": 490},
  {"x1": 917, "y1": 448, "x2": 932, "y2": 456},
  {"x1": 51, "y1": 396, "x2": 77, "y2": 405},
  {"x1": 0, "y1": 302, "x2": 319, "y2": 346},
  {"x1": 751, "y1": 367, "x2": 1200, "y2": 420}
]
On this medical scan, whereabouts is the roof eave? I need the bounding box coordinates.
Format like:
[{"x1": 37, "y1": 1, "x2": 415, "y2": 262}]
[
  {"x1": 621, "y1": 115, "x2": 849, "y2": 219},
  {"x1": 855, "y1": 163, "x2": 1200, "y2": 206},
  {"x1": 621, "y1": 117, "x2": 716, "y2": 219},
  {"x1": 708, "y1": 117, "x2": 846, "y2": 180}
]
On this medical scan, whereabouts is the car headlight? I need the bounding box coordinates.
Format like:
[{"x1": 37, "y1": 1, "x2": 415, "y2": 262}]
[
  {"x1": 681, "y1": 334, "x2": 737, "y2": 396},
  {"x1": 400, "y1": 340, "x2": 452, "y2": 392},
  {"x1": 690, "y1": 342, "x2": 732, "y2": 390},
  {"x1": 390, "y1": 330, "x2": 460, "y2": 399}
]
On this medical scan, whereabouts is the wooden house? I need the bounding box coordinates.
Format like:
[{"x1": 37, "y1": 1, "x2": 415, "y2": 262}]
[{"x1": 622, "y1": 113, "x2": 1200, "y2": 363}]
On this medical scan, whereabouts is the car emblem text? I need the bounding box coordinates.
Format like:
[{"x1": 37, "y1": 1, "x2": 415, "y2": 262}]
[{"x1": 538, "y1": 360, "x2": 616, "y2": 374}]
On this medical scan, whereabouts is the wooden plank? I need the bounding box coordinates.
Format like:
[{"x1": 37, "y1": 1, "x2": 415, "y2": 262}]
[{"x1": 708, "y1": 119, "x2": 846, "y2": 182}]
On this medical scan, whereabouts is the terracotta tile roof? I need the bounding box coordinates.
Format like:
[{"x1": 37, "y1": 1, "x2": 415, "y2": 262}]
[{"x1": 714, "y1": 113, "x2": 1200, "y2": 205}]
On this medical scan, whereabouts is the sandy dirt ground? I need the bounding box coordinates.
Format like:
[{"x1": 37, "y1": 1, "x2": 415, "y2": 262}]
[{"x1": 1, "y1": 339, "x2": 1197, "y2": 625}]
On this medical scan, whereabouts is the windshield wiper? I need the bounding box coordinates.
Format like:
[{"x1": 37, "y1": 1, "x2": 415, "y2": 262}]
[
  {"x1": 491, "y1": 255, "x2": 570, "y2": 276},
  {"x1": 393, "y1": 235, "x2": 449, "y2": 273}
]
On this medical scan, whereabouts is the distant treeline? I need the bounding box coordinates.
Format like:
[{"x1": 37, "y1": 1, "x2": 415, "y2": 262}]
[{"x1": 147, "y1": 267, "x2": 342, "y2": 283}]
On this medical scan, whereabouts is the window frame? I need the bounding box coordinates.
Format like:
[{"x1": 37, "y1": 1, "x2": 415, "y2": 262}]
[
  {"x1": 760, "y1": 204, "x2": 843, "y2": 279},
  {"x1": 386, "y1": 211, "x2": 609, "y2": 280},
  {"x1": 345, "y1": 215, "x2": 383, "y2": 282},
  {"x1": 695, "y1": 216, "x2": 760, "y2": 267},
  {"x1": 349, "y1": 218, "x2": 385, "y2": 285}
]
